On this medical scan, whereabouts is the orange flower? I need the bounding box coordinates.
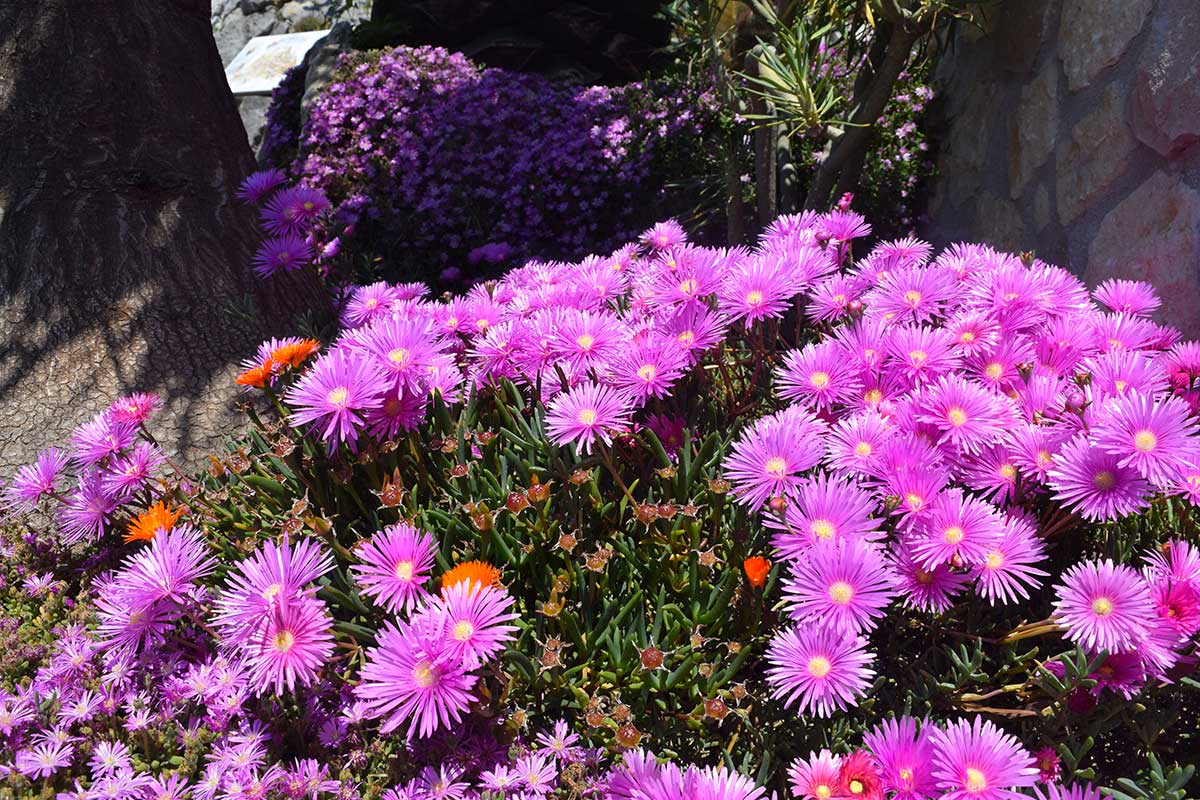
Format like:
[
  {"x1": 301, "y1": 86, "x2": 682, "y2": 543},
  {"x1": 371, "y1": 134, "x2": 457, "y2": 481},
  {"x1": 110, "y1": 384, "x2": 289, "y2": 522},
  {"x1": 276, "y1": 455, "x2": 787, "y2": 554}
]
[
  {"x1": 270, "y1": 338, "x2": 320, "y2": 368},
  {"x1": 441, "y1": 560, "x2": 502, "y2": 592},
  {"x1": 236, "y1": 358, "x2": 276, "y2": 388},
  {"x1": 125, "y1": 501, "x2": 184, "y2": 543},
  {"x1": 743, "y1": 555, "x2": 771, "y2": 588}
]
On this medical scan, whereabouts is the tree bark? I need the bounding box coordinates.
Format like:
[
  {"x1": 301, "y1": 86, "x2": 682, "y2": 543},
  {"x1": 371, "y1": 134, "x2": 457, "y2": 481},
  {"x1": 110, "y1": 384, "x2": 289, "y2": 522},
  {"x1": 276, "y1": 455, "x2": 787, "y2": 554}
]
[{"x1": 0, "y1": 0, "x2": 313, "y2": 471}]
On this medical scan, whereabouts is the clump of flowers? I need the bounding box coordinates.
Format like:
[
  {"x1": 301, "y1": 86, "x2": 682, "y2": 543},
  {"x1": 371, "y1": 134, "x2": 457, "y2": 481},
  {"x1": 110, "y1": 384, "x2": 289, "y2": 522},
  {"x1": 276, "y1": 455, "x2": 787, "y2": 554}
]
[
  {"x1": 260, "y1": 46, "x2": 723, "y2": 281},
  {"x1": 3, "y1": 206, "x2": 1199, "y2": 797}
]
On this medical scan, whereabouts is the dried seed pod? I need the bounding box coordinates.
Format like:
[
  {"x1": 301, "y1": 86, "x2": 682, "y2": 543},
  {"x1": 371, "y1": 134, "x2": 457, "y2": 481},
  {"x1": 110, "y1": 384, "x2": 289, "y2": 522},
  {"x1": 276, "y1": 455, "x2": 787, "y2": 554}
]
[
  {"x1": 639, "y1": 646, "x2": 665, "y2": 670},
  {"x1": 615, "y1": 724, "x2": 642, "y2": 748},
  {"x1": 704, "y1": 697, "x2": 728, "y2": 720},
  {"x1": 505, "y1": 491, "x2": 530, "y2": 514},
  {"x1": 635, "y1": 503, "x2": 658, "y2": 524},
  {"x1": 557, "y1": 532, "x2": 578, "y2": 552}
]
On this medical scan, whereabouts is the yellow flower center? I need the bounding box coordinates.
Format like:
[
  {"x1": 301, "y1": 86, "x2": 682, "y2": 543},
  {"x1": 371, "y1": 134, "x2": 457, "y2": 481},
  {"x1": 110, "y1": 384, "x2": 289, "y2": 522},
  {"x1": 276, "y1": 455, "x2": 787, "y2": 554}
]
[
  {"x1": 677, "y1": 331, "x2": 695, "y2": 346},
  {"x1": 943, "y1": 525, "x2": 965, "y2": 545},
  {"x1": 1091, "y1": 597, "x2": 1114, "y2": 616},
  {"x1": 854, "y1": 441, "x2": 873, "y2": 457},
  {"x1": 576, "y1": 333, "x2": 595, "y2": 351},
  {"x1": 395, "y1": 560, "x2": 414, "y2": 581},
  {"x1": 816, "y1": 786, "x2": 832, "y2": 799},
  {"x1": 864, "y1": 388, "x2": 883, "y2": 405},
  {"x1": 678, "y1": 278, "x2": 698, "y2": 295},
  {"x1": 1093, "y1": 470, "x2": 1116, "y2": 491},
  {"x1": 637, "y1": 364, "x2": 657, "y2": 382},
  {"x1": 960, "y1": 331, "x2": 976, "y2": 343},
  {"x1": 578, "y1": 408, "x2": 598, "y2": 426},
  {"x1": 326, "y1": 387, "x2": 349, "y2": 407},
  {"x1": 746, "y1": 290, "x2": 764, "y2": 307},
  {"x1": 903, "y1": 289, "x2": 922, "y2": 307},
  {"x1": 388, "y1": 347, "x2": 411, "y2": 366},
  {"x1": 909, "y1": 350, "x2": 928, "y2": 365},
  {"x1": 985, "y1": 551, "x2": 1003, "y2": 569},
  {"x1": 849, "y1": 780, "x2": 865, "y2": 795},
  {"x1": 764, "y1": 457, "x2": 788, "y2": 477},
  {"x1": 899, "y1": 768, "x2": 914, "y2": 783},
  {"x1": 273, "y1": 630, "x2": 295, "y2": 652},
  {"x1": 828, "y1": 581, "x2": 854, "y2": 605},
  {"x1": 810, "y1": 371, "x2": 831, "y2": 389},
  {"x1": 905, "y1": 492, "x2": 924, "y2": 512},
  {"x1": 1114, "y1": 379, "x2": 1128, "y2": 393},
  {"x1": 947, "y1": 407, "x2": 968, "y2": 427},
  {"x1": 262, "y1": 583, "x2": 282, "y2": 600},
  {"x1": 965, "y1": 768, "x2": 988, "y2": 793},
  {"x1": 453, "y1": 620, "x2": 475, "y2": 641},
  {"x1": 811, "y1": 520, "x2": 836, "y2": 540},
  {"x1": 985, "y1": 362, "x2": 1003, "y2": 380},
  {"x1": 411, "y1": 659, "x2": 436, "y2": 688},
  {"x1": 807, "y1": 655, "x2": 832, "y2": 678},
  {"x1": 999, "y1": 463, "x2": 1016, "y2": 480},
  {"x1": 1133, "y1": 430, "x2": 1157, "y2": 452}
]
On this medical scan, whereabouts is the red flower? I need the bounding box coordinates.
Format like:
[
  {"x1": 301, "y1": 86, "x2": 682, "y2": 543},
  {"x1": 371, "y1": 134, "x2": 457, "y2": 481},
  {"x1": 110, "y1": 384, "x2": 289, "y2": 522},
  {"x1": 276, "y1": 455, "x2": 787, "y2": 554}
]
[
  {"x1": 838, "y1": 750, "x2": 884, "y2": 800},
  {"x1": 743, "y1": 556, "x2": 771, "y2": 589}
]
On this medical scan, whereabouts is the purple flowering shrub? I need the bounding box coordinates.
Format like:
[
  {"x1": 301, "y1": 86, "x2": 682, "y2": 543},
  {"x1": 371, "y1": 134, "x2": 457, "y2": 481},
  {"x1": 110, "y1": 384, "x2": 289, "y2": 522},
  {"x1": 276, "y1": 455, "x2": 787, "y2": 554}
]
[
  {"x1": 258, "y1": 63, "x2": 307, "y2": 165},
  {"x1": 261, "y1": 46, "x2": 725, "y2": 283},
  {"x1": 5, "y1": 192, "x2": 1200, "y2": 797}
]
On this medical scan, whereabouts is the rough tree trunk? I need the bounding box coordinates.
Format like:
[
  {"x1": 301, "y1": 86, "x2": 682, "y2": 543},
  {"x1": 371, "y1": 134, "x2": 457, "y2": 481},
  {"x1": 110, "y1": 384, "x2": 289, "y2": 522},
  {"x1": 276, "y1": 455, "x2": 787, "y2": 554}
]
[{"x1": 0, "y1": 0, "x2": 311, "y2": 471}]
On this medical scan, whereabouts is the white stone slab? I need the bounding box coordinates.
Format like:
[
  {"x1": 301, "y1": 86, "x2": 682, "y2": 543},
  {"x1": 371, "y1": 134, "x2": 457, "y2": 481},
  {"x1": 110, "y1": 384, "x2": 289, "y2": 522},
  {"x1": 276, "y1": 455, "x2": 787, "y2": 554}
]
[{"x1": 224, "y1": 31, "x2": 330, "y2": 96}]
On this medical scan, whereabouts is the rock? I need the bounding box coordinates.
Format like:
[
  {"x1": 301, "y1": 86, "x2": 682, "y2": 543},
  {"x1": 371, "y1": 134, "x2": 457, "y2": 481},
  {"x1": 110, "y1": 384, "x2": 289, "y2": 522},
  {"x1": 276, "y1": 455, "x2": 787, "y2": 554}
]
[
  {"x1": 994, "y1": 0, "x2": 1058, "y2": 75},
  {"x1": 1087, "y1": 171, "x2": 1200, "y2": 337},
  {"x1": 1033, "y1": 183, "x2": 1051, "y2": 232},
  {"x1": 939, "y1": 81, "x2": 1000, "y2": 209},
  {"x1": 1008, "y1": 61, "x2": 1058, "y2": 198},
  {"x1": 1055, "y1": 80, "x2": 1138, "y2": 224},
  {"x1": 976, "y1": 191, "x2": 1029, "y2": 253},
  {"x1": 1059, "y1": 0, "x2": 1153, "y2": 91},
  {"x1": 1130, "y1": 0, "x2": 1200, "y2": 157}
]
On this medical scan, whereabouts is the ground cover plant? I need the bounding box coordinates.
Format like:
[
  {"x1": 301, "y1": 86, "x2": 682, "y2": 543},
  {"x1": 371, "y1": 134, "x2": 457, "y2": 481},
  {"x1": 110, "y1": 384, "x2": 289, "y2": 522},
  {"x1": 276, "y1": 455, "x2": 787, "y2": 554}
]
[{"x1": 1, "y1": 177, "x2": 1199, "y2": 798}]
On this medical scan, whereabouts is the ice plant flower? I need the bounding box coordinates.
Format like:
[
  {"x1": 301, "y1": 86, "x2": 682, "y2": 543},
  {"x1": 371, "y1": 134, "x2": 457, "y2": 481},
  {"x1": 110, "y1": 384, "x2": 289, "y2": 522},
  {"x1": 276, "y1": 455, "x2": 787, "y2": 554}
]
[
  {"x1": 743, "y1": 556, "x2": 771, "y2": 588},
  {"x1": 1053, "y1": 559, "x2": 1156, "y2": 653},
  {"x1": 725, "y1": 407, "x2": 827, "y2": 508},
  {"x1": 1047, "y1": 434, "x2": 1150, "y2": 521},
  {"x1": 426, "y1": 580, "x2": 518, "y2": 670},
  {"x1": 863, "y1": 716, "x2": 937, "y2": 800},
  {"x1": 783, "y1": 538, "x2": 895, "y2": 635},
  {"x1": 441, "y1": 561, "x2": 502, "y2": 592},
  {"x1": 545, "y1": 382, "x2": 631, "y2": 455},
  {"x1": 766, "y1": 626, "x2": 875, "y2": 717},
  {"x1": 124, "y1": 500, "x2": 183, "y2": 543},
  {"x1": 929, "y1": 716, "x2": 1038, "y2": 800},
  {"x1": 352, "y1": 524, "x2": 438, "y2": 614},
  {"x1": 1093, "y1": 391, "x2": 1196, "y2": 486},
  {"x1": 789, "y1": 750, "x2": 844, "y2": 800},
  {"x1": 2, "y1": 447, "x2": 67, "y2": 510},
  {"x1": 286, "y1": 349, "x2": 387, "y2": 448}
]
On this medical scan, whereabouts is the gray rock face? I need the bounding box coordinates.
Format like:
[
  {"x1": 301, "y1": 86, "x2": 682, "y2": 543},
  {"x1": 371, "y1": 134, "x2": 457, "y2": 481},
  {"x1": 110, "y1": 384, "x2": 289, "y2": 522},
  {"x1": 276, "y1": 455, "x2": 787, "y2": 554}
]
[
  {"x1": 926, "y1": 0, "x2": 1200, "y2": 337},
  {"x1": 210, "y1": 0, "x2": 369, "y2": 146},
  {"x1": 1059, "y1": 0, "x2": 1153, "y2": 91}
]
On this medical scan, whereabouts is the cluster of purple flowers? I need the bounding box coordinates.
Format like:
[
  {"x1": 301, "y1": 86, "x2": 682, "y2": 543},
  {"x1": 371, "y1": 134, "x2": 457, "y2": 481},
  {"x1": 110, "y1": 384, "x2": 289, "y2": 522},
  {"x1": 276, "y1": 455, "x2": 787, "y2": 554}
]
[
  {"x1": 3, "y1": 393, "x2": 164, "y2": 545},
  {"x1": 273, "y1": 46, "x2": 719, "y2": 275}
]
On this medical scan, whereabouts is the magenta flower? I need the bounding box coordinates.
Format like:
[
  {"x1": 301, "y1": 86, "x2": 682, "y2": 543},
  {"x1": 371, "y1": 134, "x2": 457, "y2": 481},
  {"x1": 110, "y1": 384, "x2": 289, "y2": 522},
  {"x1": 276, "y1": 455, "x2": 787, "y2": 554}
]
[
  {"x1": 252, "y1": 233, "x2": 313, "y2": 278},
  {"x1": 244, "y1": 592, "x2": 334, "y2": 696},
  {"x1": 777, "y1": 341, "x2": 864, "y2": 411},
  {"x1": 14, "y1": 741, "x2": 74, "y2": 779},
  {"x1": 1047, "y1": 434, "x2": 1150, "y2": 521},
  {"x1": 237, "y1": 168, "x2": 287, "y2": 204},
  {"x1": 3, "y1": 447, "x2": 67, "y2": 510},
  {"x1": 765, "y1": 626, "x2": 875, "y2": 717},
  {"x1": 767, "y1": 472, "x2": 882, "y2": 560},
  {"x1": 425, "y1": 581, "x2": 518, "y2": 670},
  {"x1": 215, "y1": 537, "x2": 334, "y2": 646},
  {"x1": 610, "y1": 332, "x2": 688, "y2": 404},
  {"x1": 891, "y1": 540, "x2": 970, "y2": 613},
  {"x1": 355, "y1": 616, "x2": 477, "y2": 740},
  {"x1": 286, "y1": 349, "x2": 387, "y2": 448},
  {"x1": 261, "y1": 185, "x2": 330, "y2": 234},
  {"x1": 1093, "y1": 279, "x2": 1161, "y2": 316},
  {"x1": 969, "y1": 516, "x2": 1048, "y2": 605},
  {"x1": 914, "y1": 374, "x2": 1010, "y2": 455},
  {"x1": 863, "y1": 716, "x2": 937, "y2": 800},
  {"x1": 929, "y1": 717, "x2": 1038, "y2": 800},
  {"x1": 349, "y1": 316, "x2": 441, "y2": 397},
  {"x1": 552, "y1": 309, "x2": 626, "y2": 374},
  {"x1": 57, "y1": 474, "x2": 118, "y2": 545},
  {"x1": 100, "y1": 441, "x2": 163, "y2": 500},
  {"x1": 825, "y1": 412, "x2": 893, "y2": 475},
  {"x1": 1053, "y1": 559, "x2": 1155, "y2": 653},
  {"x1": 642, "y1": 220, "x2": 688, "y2": 250},
  {"x1": 867, "y1": 263, "x2": 953, "y2": 324},
  {"x1": 911, "y1": 489, "x2": 1005, "y2": 570},
  {"x1": 788, "y1": 750, "x2": 843, "y2": 800},
  {"x1": 1093, "y1": 391, "x2": 1196, "y2": 486},
  {"x1": 719, "y1": 250, "x2": 801, "y2": 328},
  {"x1": 544, "y1": 382, "x2": 632, "y2": 455},
  {"x1": 343, "y1": 281, "x2": 401, "y2": 329},
  {"x1": 70, "y1": 414, "x2": 136, "y2": 466},
  {"x1": 783, "y1": 538, "x2": 895, "y2": 635},
  {"x1": 725, "y1": 407, "x2": 827, "y2": 508},
  {"x1": 352, "y1": 523, "x2": 438, "y2": 614},
  {"x1": 107, "y1": 392, "x2": 161, "y2": 425}
]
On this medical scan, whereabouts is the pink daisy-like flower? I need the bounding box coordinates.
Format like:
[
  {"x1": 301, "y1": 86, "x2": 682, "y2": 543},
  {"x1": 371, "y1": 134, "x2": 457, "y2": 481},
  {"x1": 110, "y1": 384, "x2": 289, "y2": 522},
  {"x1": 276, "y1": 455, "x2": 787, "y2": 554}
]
[
  {"x1": 71, "y1": 414, "x2": 136, "y2": 466},
  {"x1": 425, "y1": 581, "x2": 518, "y2": 670},
  {"x1": 891, "y1": 540, "x2": 970, "y2": 613},
  {"x1": 767, "y1": 472, "x2": 882, "y2": 560},
  {"x1": 349, "y1": 316, "x2": 441, "y2": 397},
  {"x1": 1093, "y1": 391, "x2": 1197, "y2": 486},
  {"x1": 1053, "y1": 559, "x2": 1155, "y2": 653},
  {"x1": 610, "y1": 332, "x2": 689, "y2": 405},
  {"x1": 663, "y1": 305, "x2": 728, "y2": 361},
  {"x1": 719, "y1": 250, "x2": 801, "y2": 328},
  {"x1": 552, "y1": 309, "x2": 626, "y2": 374},
  {"x1": 286, "y1": 349, "x2": 387, "y2": 448},
  {"x1": 1086, "y1": 350, "x2": 1169, "y2": 400},
  {"x1": 544, "y1": 382, "x2": 632, "y2": 455},
  {"x1": 3, "y1": 447, "x2": 67, "y2": 510},
  {"x1": 343, "y1": 282, "x2": 401, "y2": 330},
  {"x1": 261, "y1": 186, "x2": 329, "y2": 234},
  {"x1": 642, "y1": 220, "x2": 688, "y2": 250},
  {"x1": 237, "y1": 168, "x2": 287, "y2": 204},
  {"x1": 825, "y1": 412, "x2": 893, "y2": 475},
  {"x1": 885, "y1": 325, "x2": 960, "y2": 386},
  {"x1": 107, "y1": 392, "x2": 161, "y2": 425},
  {"x1": 766, "y1": 626, "x2": 875, "y2": 717},
  {"x1": 777, "y1": 341, "x2": 864, "y2": 411},
  {"x1": 1093, "y1": 279, "x2": 1161, "y2": 317},
  {"x1": 863, "y1": 716, "x2": 937, "y2": 800},
  {"x1": 365, "y1": 391, "x2": 428, "y2": 439},
  {"x1": 252, "y1": 233, "x2": 313, "y2": 278},
  {"x1": 783, "y1": 537, "x2": 895, "y2": 635},
  {"x1": 1086, "y1": 651, "x2": 1145, "y2": 698},
  {"x1": 243, "y1": 592, "x2": 333, "y2": 696},
  {"x1": 355, "y1": 616, "x2": 477, "y2": 740},
  {"x1": 351, "y1": 523, "x2": 438, "y2": 614},
  {"x1": 911, "y1": 490, "x2": 1005, "y2": 570},
  {"x1": 945, "y1": 311, "x2": 1000, "y2": 358},
  {"x1": 215, "y1": 537, "x2": 334, "y2": 645},
  {"x1": 1047, "y1": 434, "x2": 1151, "y2": 521},
  {"x1": 929, "y1": 716, "x2": 1038, "y2": 800},
  {"x1": 1033, "y1": 783, "x2": 1104, "y2": 800},
  {"x1": 914, "y1": 375, "x2": 1010, "y2": 455},
  {"x1": 969, "y1": 516, "x2": 1048, "y2": 605},
  {"x1": 58, "y1": 474, "x2": 118, "y2": 545},
  {"x1": 866, "y1": 263, "x2": 954, "y2": 324},
  {"x1": 14, "y1": 741, "x2": 74, "y2": 779},
  {"x1": 808, "y1": 273, "x2": 865, "y2": 323},
  {"x1": 789, "y1": 750, "x2": 844, "y2": 800},
  {"x1": 100, "y1": 441, "x2": 164, "y2": 500},
  {"x1": 725, "y1": 407, "x2": 827, "y2": 508}
]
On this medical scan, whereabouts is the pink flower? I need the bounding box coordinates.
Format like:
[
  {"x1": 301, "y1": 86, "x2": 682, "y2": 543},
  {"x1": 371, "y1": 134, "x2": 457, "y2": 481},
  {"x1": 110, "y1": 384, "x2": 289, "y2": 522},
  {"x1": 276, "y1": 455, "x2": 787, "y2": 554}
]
[
  {"x1": 929, "y1": 717, "x2": 1038, "y2": 800},
  {"x1": 783, "y1": 538, "x2": 895, "y2": 635},
  {"x1": 1053, "y1": 559, "x2": 1155, "y2": 653},
  {"x1": 544, "y1": 382, "x2": 632, "y2": 455},
  {"x1": 765, "y1": 626, "x2": 875, "y2": 717}
]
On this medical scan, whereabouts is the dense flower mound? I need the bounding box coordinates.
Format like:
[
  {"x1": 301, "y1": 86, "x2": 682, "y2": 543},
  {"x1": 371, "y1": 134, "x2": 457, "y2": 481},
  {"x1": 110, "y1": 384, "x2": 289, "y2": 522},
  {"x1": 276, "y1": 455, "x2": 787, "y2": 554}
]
[
  {"x1": 262, "y1": 46, "x2": 722, "y2": 280},
  {"x1": 4, "y1": 203, "x2": 1200, "y2": 796}
]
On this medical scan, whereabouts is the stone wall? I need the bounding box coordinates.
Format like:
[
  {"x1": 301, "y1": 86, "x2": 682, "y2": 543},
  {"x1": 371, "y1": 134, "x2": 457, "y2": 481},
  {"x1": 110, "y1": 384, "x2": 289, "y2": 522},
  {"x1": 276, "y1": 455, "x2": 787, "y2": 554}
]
[
  {"x1": 211, "y1": 0, "x2": 368, "y2": 144},
  {"x1": 927, "y1": 0, "x2": 1200, "y2": 336}
]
